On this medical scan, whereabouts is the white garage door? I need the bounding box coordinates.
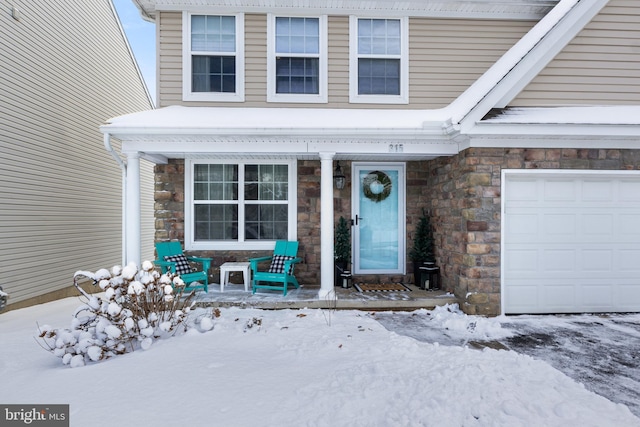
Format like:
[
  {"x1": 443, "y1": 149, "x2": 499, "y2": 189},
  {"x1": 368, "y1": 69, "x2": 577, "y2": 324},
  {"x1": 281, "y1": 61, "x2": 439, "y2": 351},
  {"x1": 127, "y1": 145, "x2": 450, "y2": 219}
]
[{"x1": 503, "y1": 171, "x2": 640, "y2": 314}]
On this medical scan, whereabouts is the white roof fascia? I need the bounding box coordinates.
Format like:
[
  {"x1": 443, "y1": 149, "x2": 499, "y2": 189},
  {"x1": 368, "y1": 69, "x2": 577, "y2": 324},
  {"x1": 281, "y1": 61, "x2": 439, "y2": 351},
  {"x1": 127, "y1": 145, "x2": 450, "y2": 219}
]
[
  {"x1": 137, "y1": 1, "x2": 558, "y2": 20},
  {"x1": 465, "y1": 133, "x2": 640, "y2": 150},
  {"x1": 448, "y1": 0, "x2": 609, "y2": 134},
  {"x1": 468, "y1": 123, "x2": 640, "y2": 138}
]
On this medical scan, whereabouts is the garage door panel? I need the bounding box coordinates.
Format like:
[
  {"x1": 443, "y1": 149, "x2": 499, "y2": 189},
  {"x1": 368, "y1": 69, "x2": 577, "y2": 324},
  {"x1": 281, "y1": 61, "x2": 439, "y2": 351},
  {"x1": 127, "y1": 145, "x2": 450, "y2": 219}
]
[
  {"x1": 581, "y1": 180, "x2": 614, "y2": 201},
  {"x1": 505, "y1": 213, "x2": 538, "y2": 239},
  {"x1": 582, "y1": 214, "x2": 614, "y2": 236},
  {"x1": 618, "y1": 214, "x2": 640, "y2": 236},
  {"x1": 616, "y1": 284, "x2": 640, "y2": 311},
  {"x1": 505, "y1": 248, "x2": 538, "y2": 271},
  {"x1": 543, "y1": 249, "x2": 575, "y2": 271},
  {"x1": 544, "y1": 179, "x2": 577, "y2": 201},
  {"x1": 504, "y1": 172, "x2": 640, "y2": 314},
  {"x1": 581, "y1": 249, "x2": 613, "y2": 271},
  {"x1": 619, "y1": 180, "x2": 640, "y2": 201},
  {"x1": 617, "y1": 249, "x2": 640, "y2": 271},
  {"x1": 544, "y1": 214, "x2": 577, "y2": 236},
  {"x1": 542, "y1": 283, "x2": 577, "y2": 312}
]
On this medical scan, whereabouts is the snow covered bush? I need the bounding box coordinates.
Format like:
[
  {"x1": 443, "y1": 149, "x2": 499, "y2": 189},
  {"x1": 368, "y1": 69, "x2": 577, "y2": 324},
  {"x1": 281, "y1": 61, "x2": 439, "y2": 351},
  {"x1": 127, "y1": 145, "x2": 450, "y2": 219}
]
[
  {"x1": 0, "y1": 286, "x2": 7, "y2": 312},
  {"x1": 37, "y1": 261, "x2": 207, "y2": 367}
]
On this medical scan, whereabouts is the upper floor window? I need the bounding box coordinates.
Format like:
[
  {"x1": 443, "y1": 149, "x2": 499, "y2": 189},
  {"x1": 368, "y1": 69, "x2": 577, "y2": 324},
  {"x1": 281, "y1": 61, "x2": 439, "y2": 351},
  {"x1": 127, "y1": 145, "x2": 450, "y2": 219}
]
[
  {"x1": 182, "y1": 13, "x2": 244, "y2": 102},
  {"x1": 185, "y1": 160, "x2": 297, "y2": 250},
  {"x1": 267, "y1": 15, "x2": 327, "y2": 103},
  {"x1": 349, "y1": 17, "x2": 408, "y2": 104}
]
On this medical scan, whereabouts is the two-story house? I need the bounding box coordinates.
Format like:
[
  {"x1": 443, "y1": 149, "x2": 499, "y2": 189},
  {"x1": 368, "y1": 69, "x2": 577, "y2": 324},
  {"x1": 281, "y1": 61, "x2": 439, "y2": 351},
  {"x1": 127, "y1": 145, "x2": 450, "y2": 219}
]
[
  {"x1": 102, "y1": 0, "x2": 640, "y2": 316},
  {"x1": 0, "y1": 0, "x2": 154, "y2": 311}
]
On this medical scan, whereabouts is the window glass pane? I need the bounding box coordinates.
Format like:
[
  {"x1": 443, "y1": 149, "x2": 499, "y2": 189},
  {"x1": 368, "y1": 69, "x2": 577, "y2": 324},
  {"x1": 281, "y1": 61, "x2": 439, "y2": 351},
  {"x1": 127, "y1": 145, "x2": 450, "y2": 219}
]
[
  {"x1": 195, "y1": 204, "x2": 238, "y2": 240},
  {"x1": 194, "y1": 163, "x2": 289, "y2": 242},
  {"x1": 357, "y1": 18, "x2": 400, "y2": 55},
  {"x1": 192, "y1": 15, "x2": 235, "y2": 52},
  {"x1": 192, "y1": 56, "x2": 236, "y2": 93},
  {"x1": 358, "y1": 58, "x2": 400, "y2": 95},
  {"x1": 275, "y1": 17, "x2": 319, "y2": 54},
  {"x1": 275, "y1": 58, "x2": 319, "y2": 94},
  {"x1": 245, "y1": 204, "x2": 288, "y2": 240},
  {"x1": 193, "y1": 164, "x2": 237, "y2": 201}
]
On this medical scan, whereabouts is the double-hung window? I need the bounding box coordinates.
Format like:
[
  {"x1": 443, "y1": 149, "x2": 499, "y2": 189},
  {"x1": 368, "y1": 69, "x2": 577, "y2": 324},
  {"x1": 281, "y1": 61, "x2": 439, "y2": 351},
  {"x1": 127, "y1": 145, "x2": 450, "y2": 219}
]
[
  {"x1": 183, "y1": 13, "x2": 244, "y2": 102},
  {"x1": 267, "y1": 15, "x2": 327, "y2": 103},
  {"x1": 185, "y1": 160, "x2": 297, "y2": 250},
  {"x1": 349, "y1": 17, "x2": 408, "y2": 104}
]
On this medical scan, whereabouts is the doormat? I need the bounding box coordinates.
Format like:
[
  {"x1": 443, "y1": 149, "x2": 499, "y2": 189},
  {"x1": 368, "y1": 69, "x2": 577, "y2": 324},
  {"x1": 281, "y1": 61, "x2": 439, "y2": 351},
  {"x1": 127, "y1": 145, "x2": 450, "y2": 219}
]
[{"x1": 355, "y1": 283, "x2": 411, "y2": 292}]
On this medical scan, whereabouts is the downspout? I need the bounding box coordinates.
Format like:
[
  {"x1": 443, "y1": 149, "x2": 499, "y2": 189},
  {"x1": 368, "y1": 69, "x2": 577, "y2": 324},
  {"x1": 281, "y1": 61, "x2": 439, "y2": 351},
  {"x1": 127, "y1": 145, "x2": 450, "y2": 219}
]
[{"x1": 104, "y1": 132, "x2": 127, "y2": 264}]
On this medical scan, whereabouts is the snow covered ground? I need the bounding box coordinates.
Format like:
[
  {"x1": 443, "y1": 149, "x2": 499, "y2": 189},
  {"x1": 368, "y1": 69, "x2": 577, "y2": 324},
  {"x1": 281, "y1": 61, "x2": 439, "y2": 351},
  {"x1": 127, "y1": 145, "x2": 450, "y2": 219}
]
[{"x1": 1, "y1": 298, "x2": 639, "y2": 427}]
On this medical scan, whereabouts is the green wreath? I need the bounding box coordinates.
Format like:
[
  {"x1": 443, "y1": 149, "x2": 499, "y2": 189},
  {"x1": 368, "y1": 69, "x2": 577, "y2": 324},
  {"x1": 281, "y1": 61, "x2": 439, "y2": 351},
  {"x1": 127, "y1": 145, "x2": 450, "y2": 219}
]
[{"x1": 363, "y1": 171, "x2": 392, "y2": 202}]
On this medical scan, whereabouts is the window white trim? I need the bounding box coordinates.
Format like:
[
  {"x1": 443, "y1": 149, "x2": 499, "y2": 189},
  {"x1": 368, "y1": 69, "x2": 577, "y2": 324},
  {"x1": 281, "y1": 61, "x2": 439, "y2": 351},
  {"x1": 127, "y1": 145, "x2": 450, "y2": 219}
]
[
  {"x1": 267, "y1": 14, "x2": 328, "y2": 103},
  {"x1": 349, "y1": 16, "x2": 409, "y2": 104},
  {"x1": 185, "y1": 159, "x2": 297, "y2": 251},
  {"x1": 182, "y1": 12, "x2": 245, "y2": 102}
]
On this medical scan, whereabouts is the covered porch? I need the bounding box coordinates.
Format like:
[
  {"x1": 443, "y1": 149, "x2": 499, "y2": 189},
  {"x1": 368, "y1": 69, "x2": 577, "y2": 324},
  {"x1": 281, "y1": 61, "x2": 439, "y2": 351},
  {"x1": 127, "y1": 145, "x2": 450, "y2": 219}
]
[{"x1": 101, "y1": 105, "x2": 459, "y2": 301}]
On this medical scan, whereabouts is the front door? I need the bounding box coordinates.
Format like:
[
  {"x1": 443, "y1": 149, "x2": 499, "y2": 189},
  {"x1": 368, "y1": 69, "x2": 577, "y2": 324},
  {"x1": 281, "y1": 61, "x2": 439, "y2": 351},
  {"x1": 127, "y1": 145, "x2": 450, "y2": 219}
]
[{"x1": 352, "y1": 163, "x2": 406, "y2": 275}]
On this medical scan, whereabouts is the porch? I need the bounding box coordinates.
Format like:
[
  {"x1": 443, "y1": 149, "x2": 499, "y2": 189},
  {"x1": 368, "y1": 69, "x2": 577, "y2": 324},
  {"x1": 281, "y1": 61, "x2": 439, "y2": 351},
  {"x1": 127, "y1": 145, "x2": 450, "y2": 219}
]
[{"x1": 190, "y1": 282, "x2": 457, "y2": 311}]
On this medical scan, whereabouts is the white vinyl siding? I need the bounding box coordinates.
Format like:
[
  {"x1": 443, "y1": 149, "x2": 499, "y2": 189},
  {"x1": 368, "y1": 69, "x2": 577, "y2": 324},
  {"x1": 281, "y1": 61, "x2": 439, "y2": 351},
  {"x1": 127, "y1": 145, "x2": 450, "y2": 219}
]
[
  {"x1": 159, "y1": 12, "x2": 533, "y2": 108},
  {"x1": 513, "y1": 0, "x2": 640, "y2": 106},
  {"x1": 0, "y1": 0, "x2": 154, "y2": 306}
]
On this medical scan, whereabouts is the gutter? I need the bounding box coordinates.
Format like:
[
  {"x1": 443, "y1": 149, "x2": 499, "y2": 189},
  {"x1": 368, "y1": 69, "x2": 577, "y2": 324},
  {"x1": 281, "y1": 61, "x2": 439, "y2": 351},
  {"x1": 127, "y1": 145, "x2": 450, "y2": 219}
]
[{"x1": 104, "y1": 133, "x2": 127, "y2": 264}]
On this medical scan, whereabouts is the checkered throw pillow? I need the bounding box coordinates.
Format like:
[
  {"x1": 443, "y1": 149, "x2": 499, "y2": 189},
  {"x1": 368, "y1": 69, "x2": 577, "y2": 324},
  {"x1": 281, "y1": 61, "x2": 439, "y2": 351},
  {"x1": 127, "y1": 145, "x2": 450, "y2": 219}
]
[
  {"x1": 164, "y1": 254, "x2": 193, "y2": 275},
  {"x1": 268, "y1": 255, "x2": 295, "y2": 274}
]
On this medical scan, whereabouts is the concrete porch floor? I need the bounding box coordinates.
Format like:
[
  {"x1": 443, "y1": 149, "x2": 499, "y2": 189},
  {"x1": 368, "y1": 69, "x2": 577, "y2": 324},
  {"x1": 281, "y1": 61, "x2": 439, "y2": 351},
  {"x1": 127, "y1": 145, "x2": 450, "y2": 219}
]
[{"x1": 190, "y1": 282, "x2": 458, "y2": 311}]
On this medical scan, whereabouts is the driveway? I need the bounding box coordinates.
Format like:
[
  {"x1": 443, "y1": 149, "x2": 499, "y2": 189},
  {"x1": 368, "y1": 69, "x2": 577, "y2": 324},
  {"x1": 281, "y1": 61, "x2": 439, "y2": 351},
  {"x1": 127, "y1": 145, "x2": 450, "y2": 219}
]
[{"x1": 373, "y1": 310, "x2": 640, "y2": 418}]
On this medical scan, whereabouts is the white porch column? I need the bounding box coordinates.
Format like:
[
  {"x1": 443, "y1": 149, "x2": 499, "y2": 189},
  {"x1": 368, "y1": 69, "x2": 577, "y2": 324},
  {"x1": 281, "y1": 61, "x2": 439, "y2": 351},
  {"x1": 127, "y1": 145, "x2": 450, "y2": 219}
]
[
  {"x1": 318, "y1": 152, "x2": 336, "y2": 298},
  {"x1": 125, "y1": 152, "x2": 142, "y2": 266}
]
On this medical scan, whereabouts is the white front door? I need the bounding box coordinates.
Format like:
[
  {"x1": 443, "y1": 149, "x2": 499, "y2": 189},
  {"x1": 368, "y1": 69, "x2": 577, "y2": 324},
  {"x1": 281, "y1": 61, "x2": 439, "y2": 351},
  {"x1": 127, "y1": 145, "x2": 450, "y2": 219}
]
[{"x1": 352, "y1": 163, "x2": 406, "y2": 275}]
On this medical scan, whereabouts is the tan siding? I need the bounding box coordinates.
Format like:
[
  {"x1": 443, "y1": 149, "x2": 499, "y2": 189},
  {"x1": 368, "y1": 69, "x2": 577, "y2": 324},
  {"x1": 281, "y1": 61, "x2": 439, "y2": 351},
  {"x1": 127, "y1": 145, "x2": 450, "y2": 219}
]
[
  {"x1": 410, "y1": 18, "x2": 535, "y2": 107},
  {"x1": 159, "y1": 12, "x2": 534, "y2": 109},
  {"x1": 158, "y1": 11, "x2": 183, "y2": 106},
  {"x1": 513, "y1": 0, "x2": 640, "y2": 106},
  {"x1": 244, "y1": 14, "x2": 268, "y2": 104},
  {"x1": 0, "y1": 0, "x2": 153, "y2": 305}
]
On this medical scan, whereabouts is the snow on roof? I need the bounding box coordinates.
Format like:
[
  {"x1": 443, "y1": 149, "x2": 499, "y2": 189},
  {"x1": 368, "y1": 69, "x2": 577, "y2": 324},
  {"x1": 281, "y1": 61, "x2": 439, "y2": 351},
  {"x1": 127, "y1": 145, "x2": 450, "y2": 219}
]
[
  {"x1": 103, "y1": 105, "x2": 452, "y2": 135},
  {"x1": 447, "y1": 0, "x2": 580, "y2": 126},
  {"x1": 483, "y1": 106, "x2": 640, "y2": 125}
]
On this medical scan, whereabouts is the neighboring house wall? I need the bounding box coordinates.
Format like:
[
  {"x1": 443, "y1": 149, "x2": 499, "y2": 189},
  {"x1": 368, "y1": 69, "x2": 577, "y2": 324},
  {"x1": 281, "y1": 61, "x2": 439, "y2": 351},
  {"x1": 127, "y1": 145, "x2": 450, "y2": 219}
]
[
  {"x1": 514, "y1": 0, "x2": 640, "y2": 106},
  {"x1": 0, "y1": 0, "x2": 154, "y2": 309},
  {"x1": 157, "y1": 11, "x2": 534, "y2": 108},
  {"x1": 428, "y1": 147, "x2": 640, "y2": 315}
]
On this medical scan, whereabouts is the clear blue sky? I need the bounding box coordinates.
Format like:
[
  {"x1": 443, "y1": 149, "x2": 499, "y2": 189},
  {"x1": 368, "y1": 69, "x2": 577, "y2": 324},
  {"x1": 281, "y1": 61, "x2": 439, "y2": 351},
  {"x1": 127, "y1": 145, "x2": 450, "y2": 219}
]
[{"x1": 112, "y1": 0, "x2": 157, "y2": 105}]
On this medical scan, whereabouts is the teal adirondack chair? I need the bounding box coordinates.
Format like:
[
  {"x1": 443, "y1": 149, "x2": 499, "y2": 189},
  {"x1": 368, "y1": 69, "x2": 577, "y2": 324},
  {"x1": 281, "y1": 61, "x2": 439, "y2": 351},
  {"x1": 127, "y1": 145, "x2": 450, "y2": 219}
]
[
  {"x1": 250, "y1": 241, "x2": 301, "y2": 296},
  {"x1": 154, "y1": 241, "x2": 212, "y2": 293}
]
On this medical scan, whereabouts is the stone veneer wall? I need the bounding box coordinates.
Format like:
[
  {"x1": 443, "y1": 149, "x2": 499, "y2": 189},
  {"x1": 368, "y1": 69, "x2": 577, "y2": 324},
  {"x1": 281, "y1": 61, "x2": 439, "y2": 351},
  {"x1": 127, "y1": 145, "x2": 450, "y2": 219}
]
[
  {"x1": 154, "y1": 159, "x2": 431, "y2": 287},
  {"x1": 154, "y1": 149, "x2": 640, "y2": 313},
  {"x1": 428, "y1": 147, "x2": 640, "y2": 316}
]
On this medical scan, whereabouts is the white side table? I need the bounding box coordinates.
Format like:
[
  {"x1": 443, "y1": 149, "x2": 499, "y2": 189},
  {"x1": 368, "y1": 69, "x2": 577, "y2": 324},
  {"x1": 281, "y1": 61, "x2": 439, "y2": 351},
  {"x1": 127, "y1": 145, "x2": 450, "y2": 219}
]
[{"x1": 219, "y1": 262, "x2": 251, "y2": 292}]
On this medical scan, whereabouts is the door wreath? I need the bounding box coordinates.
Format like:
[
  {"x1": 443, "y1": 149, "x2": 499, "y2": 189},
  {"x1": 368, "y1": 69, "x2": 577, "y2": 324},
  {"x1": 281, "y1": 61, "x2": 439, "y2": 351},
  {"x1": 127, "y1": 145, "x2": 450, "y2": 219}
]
[{"x1": 363, "y1": 171, "x2": 392, "y2": 202}]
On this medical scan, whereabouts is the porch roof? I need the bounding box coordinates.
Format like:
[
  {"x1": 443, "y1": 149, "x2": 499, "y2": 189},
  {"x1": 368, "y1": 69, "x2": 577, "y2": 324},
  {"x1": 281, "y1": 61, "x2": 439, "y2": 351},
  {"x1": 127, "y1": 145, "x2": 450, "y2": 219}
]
[{"x1": 101, "y1": 105, "x2": 463, "y2": 162}]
